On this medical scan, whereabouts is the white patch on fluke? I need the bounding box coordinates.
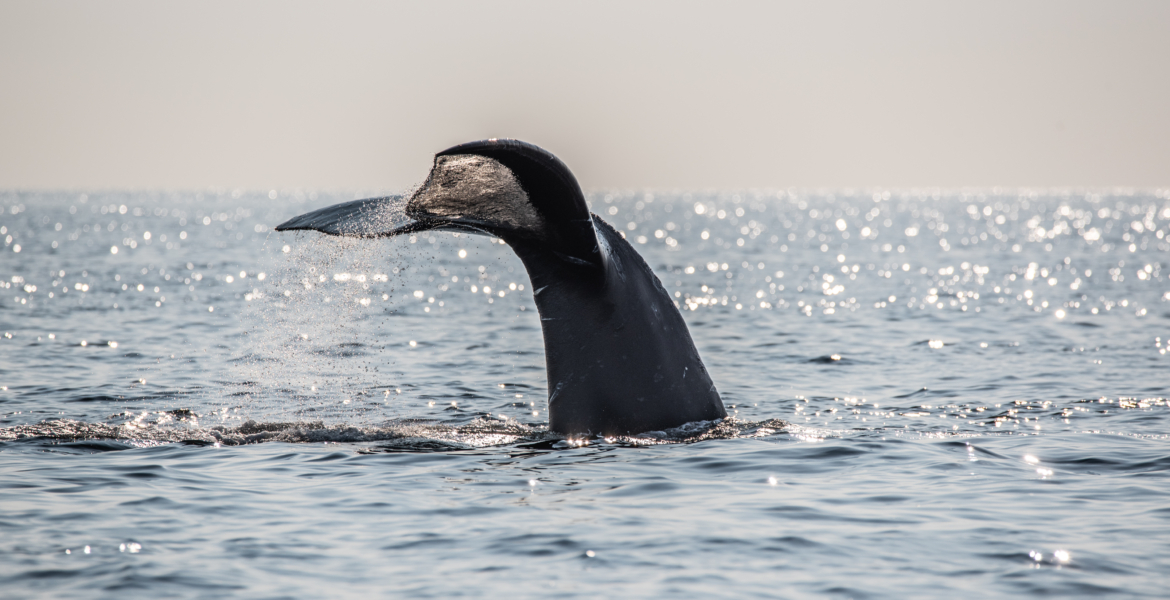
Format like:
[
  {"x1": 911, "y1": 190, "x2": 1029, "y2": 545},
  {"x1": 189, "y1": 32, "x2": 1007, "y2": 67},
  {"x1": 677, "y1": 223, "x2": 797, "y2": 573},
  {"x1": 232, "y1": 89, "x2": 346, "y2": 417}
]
[{"x1": 409, "y1": 154, "x2": 544, "y2": 236}]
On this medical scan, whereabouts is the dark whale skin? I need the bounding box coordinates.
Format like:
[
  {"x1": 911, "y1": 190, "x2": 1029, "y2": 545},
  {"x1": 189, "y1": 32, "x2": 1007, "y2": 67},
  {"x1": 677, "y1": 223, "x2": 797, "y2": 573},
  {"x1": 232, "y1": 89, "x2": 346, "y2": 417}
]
[
  {"x1": 277, "y1": 139, "x2": 726, "y2": 436},
  {"x1": 509, "y1": 217, "x2": 725, "y2": 436}
]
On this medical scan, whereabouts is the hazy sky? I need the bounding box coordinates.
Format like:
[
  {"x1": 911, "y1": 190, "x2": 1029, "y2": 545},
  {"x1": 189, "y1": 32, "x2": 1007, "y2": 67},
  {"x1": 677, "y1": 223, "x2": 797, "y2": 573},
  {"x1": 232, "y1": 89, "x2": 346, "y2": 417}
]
[{"x1": 1, "y1": 1, "x2": 1167, "y2": 190}]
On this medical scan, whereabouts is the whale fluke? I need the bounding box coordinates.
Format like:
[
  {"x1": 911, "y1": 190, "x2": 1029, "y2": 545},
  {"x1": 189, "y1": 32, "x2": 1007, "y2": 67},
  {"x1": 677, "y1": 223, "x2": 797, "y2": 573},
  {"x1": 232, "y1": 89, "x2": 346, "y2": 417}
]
[
  {"x1": 276, "y1": 139, "x2": 726, "y2": 436},
  {"x1": 274, "y1": 196, "x2": 411, "y2": 237}
]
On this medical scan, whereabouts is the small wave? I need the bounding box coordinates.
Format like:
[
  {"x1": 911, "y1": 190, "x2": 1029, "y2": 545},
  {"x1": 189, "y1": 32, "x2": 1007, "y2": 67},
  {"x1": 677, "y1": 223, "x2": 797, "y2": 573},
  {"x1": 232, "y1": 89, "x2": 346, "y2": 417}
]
[{"x1": 808, "y1": 354, "x2": 852, "y2": 365}]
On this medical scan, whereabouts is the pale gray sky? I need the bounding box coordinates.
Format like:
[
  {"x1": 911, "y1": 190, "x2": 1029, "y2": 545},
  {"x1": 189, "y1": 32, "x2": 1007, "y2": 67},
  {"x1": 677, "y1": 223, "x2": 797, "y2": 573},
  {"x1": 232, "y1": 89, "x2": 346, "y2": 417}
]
[{"x1": 1, "y1": 0, "x2": 1167, "y2": 190}]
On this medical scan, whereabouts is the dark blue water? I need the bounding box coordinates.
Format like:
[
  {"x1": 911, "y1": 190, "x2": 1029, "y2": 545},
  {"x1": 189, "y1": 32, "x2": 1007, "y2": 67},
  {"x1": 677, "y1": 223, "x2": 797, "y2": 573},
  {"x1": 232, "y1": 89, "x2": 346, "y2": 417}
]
[{"x1": 2, "y1": 189, "x2": 1168, "y2": 598}]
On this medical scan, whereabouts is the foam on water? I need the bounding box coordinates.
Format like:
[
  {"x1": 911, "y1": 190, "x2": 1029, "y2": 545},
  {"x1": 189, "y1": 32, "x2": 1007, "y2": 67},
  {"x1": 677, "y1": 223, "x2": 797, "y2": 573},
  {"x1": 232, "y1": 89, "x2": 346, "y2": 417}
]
[{"x1": 0, "y1": 412, "x2": 786, "y2": 449}]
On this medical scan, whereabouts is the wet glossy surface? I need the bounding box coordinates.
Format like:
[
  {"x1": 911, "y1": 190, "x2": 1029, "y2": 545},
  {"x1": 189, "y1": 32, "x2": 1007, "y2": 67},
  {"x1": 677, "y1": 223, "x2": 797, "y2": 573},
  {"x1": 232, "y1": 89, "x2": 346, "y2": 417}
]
[{"x1": 2, "y1": 189, "x2": 1168, "y2": 597}]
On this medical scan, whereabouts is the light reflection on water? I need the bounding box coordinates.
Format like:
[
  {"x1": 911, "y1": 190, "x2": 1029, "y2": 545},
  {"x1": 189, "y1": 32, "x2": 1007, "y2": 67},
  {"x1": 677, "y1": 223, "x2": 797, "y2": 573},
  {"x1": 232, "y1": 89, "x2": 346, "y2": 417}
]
[{"x1": 0, "y1": 188, "x2": 1168, "y2": 597}]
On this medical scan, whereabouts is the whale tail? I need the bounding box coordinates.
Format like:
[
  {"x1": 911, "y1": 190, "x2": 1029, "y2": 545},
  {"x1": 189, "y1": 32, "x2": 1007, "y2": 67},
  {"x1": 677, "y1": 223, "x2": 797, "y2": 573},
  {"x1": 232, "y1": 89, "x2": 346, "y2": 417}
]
[
  {"x1": 274, "y1": 196, "x2": 426, "y2": 238},
  {"x1": 275, "y1": 139, "x2": 726, "y2": 436}
]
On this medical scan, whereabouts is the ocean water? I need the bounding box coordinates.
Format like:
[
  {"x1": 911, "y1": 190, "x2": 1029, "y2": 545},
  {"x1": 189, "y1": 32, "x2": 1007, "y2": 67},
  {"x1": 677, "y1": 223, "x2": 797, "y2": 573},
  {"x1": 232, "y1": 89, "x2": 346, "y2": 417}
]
[{"x1": 1, "y1": 187, "x2": 1168, "y2": 598}]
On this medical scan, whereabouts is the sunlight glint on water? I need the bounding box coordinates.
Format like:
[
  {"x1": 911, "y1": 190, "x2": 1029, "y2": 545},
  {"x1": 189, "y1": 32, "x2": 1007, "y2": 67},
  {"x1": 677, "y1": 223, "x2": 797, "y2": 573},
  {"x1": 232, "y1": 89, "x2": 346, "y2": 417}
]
[{"x1": 0, "y1": 188, "x2": 1167, "y2": 597}]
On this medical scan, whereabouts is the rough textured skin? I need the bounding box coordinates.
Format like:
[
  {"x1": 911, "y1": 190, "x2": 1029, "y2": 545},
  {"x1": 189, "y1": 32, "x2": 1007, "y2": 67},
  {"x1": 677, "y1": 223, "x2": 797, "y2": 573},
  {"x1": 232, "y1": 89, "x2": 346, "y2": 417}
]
[
  {"x1": 407, "y1": 155, "x2": 545, "y2": 236},
  {"x1": 276, "y1": 139, "x2": 726, "y2": 436}
]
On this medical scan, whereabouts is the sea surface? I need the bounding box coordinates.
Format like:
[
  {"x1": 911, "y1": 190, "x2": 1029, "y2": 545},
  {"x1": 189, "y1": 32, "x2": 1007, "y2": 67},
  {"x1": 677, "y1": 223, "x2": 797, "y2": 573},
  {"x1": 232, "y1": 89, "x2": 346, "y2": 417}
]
[{"x1": 1, "y1": 187, "x2": 1168, "y2": 598}]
